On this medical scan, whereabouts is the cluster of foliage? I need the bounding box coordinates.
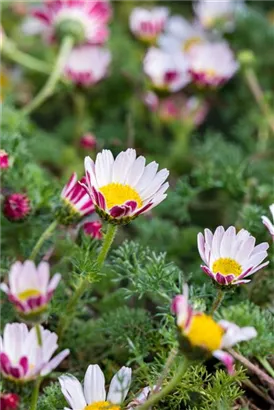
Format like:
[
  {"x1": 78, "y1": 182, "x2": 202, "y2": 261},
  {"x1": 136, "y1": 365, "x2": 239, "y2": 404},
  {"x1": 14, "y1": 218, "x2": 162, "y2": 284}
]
[{"x1": 1, "y1": 1, "x2": 274, "y2": 410}]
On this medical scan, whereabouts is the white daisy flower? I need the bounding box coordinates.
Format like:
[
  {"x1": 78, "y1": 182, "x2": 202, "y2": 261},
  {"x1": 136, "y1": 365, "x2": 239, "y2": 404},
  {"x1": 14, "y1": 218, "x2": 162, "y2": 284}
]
[
  {"x1": 129, "y1": 7, "x2": 169, "y2": 43},
  {"x1": 262, "y1": 204, "x2": 274, "y2": 241},
  {"x1": 64, "y1": 45, "x2": 111, "y2": 86},
  {"x1": 197, "y1": 226, "x2": 269, "y2": 286},
  {"x1": 188, "y1": 41, "x2": 238, "y2": 87},
  {"x1": 0, "y1": 260, "x2": 60, "y2": 317},
  {"x1": 172, "y1": 284, "x2": 257, "y2": 374},
  {"x1": 0, "y1": 323, "x2": 69, "y2": 382},
  {"x1": 158, "y1": 15, "x2": 207, "y2": 54},
  {"x1": 81, "y1": 149, "x2": 169, "y2": 224},
  {"x1": 59, "y1": 364, "x2": 132, "y2": 410},
  {"x1": 143, "y1": 47, "x2": 190, "y2": 92}
]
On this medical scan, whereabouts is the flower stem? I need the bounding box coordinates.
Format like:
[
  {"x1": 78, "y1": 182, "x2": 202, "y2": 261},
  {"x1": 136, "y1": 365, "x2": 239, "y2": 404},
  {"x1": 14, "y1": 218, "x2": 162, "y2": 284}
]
[
  {"x1": 154, "y1": 347, "x2": 178, "y2": 394},
  {"x1": 137, "y1": 358, "x2": 188, "y2": 410},
  {"x1": 35, "y1": 324, "x2": 43, "y2": 346},
  {"x1": 21, "y1": 35, "x2": 74, "y2": 116},
  {"x1": 30, "y1": 377, "x2": 42, "y2": 410},
  {"x1": 2, "y1": 35, "x2": 51, "y2": 75},
  {"x1": 57, "y1": 224, "x2": 118, "y2": 340},
  {"x1": 29, "y1": 220, "x2": 58, "y2": 261},
  {"x1": 256, "y1": 356, "x2": 274, "y2": 379},
  {"x1": 210, "y1": 288, "x2": 225, "y2": 315},
  {"x1": 244, "y1": 67, "x2": 274, "y2": 135}
]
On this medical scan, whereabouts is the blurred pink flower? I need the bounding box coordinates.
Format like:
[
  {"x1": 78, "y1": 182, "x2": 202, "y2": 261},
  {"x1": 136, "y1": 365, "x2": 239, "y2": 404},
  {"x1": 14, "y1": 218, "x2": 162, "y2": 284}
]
[
  {"x1": 188, "y1": 42, "x2": 238, "y2": 87},
  {"x1": 3, "y1": 193, "x2": 31, "y2": 222},
  {"x1": 80, "y1": 133, "x2": 97, "y2": 150},
  {"x1": 0, "y1": 393, "x2": 19, "y2": 410},
  {"x1": 0, "y1": 150, "x2": 9, "y2": 169},
  {"x1": 83, "y1": 220, "x2": 103, "y2": 239},
  {"x1": 64, "y1": 45, "x2": 111, "y2": 86},
  {"x1": 32, "y1": 0, "x2": 111, "y2": 44},
  {"x1": 143, "y1": 47, "x2": 190, "y2": 92},
  {"x1": 129, "y1": 7, "x2": 169, "y2": 43}
]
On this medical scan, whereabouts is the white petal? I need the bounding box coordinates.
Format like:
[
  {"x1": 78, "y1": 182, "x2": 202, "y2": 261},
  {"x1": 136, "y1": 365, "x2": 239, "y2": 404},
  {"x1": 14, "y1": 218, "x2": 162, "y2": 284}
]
[
  {"x1": 270, "y1": 204, "x2": 274, "y2": 220},
  {"x1": 41, "y1": 349, "x2": 69, "y2": 376},
  {"x1": 59, "y1": 374, "x2": 87, "y2": 409},
  {"x1": 95, "y1": 150, "x2": 114, "y2": 187},
  {"x1": 112, "y1": 149, "x2": 136, "y2": 184},
  {"x1": 3, "y1": 322, "x2": 28, "y2": 361},
  {"x1": 0, "y1": 283, "x2": 9, "y2": 294},
  {"x1": 84, "y1": 364, "x2": 106, "y2": 404},
  {"x1": 8, "y1": 261, "x2": 23, "y2": 294},
  {"x1": 219, "y1": 321, "x2": 257, "y2": 348},
  {"x1": 37, "y1": 261, "x2": 50, "y2": 293},
  {"x1": 140, "y1": 168, "x2": 169, "y2": 200},
  {"x1": 135, "y1": 161, "x2": 159, "y2": 193},
  {"x1": 250, "y1": 242, "x2": 269, "y2": 256},
  {"x1": 107, "y1": 366, "x2": 132, "y2": 404},
  {"x1": 197, "y1": 233, "x2": 206, "y2": 263},
  {"x1": 219, "y1": 226, "x2": 236, "y2": 257},
  {"x1": 235, "y1": 236, "x2": 255, "y2": 264},
  {"x1": 84, "y1": 156, "x2": 98, "y2": 189},
  {"x1": 48, "y1": 273, "x2": 61, "y2": 293},
  {"x1": 210, "y1": 226, "x2": 225, "y2": 265},
  {"x1": 126, "y1": 156, "x2": 146, "y2": 187}
]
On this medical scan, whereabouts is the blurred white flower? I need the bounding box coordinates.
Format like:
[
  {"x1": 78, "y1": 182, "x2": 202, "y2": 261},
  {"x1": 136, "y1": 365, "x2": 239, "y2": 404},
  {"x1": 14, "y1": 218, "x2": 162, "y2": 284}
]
[
  {"x1": 129, "y1": 7, "x2": 169, "y2": 43},
  {"x1": 143, "y1": 47, "x2": 190, "y2": 92},
  {"x1": 262, "y1": 204, "x2": 274, "y2": 240},
  {"x1": 64, "y1": 45, "x2": 111, "y2": 86},
  {"x1": 159, "y1": 15, "x2": 207, "y2": 54},
  {"x1": 188, "y1": 41, "x2": 239, "y2": 87}
]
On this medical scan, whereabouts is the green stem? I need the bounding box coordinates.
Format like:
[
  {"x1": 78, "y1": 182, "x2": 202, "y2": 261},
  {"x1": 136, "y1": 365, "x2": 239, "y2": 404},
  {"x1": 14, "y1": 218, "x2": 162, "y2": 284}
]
[
  {"x1": 210, "y1": 289, "x2": 225, "y2": 315},
  {"x1": 2, "y1": 35, "x2": 51, "y2": 75},
  {"x1": 29, "y1": 220, "x2": 58, "y2": 261},
  {"x1": 35, "y1": 324, "x2": 43, "y2": 346},
  {"x1": 30, "y1": 378, "x2": 42, "y2": 410},
  {"x1": 21, "y1": 35, "x2": 74, "y2": 116},
  {"x1": 57, "y1": 224, "x2": 118, "y2": 340},
  {"x1": 154, "y1": 347, "x2": 178, "y2": 393},
  {"x1": 244, "y1": 67, "x2": 274, "y2": 136},
  {"x1": 257, "y1": 356, "x2": 274, "y2": 379},
  {"x1": 137, "y1": 358, "x2": 188, "y2": 410}
]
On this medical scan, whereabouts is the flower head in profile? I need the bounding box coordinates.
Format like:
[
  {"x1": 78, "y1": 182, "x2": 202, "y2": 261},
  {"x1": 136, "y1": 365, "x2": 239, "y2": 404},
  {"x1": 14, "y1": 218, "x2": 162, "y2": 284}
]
[
  {"x1": 143, "y1": 47, "x2": 190, "y2": 92},
  {"x1": 159, "y1": 15, "x2": 207, "y2": 54},
  {"x1": 0, "y1": 393, "x2": 19, "y2": 410},
  {"x1": 83, "y1": 220, "x2": 103, "y2": 239},
  {"x1": 58, "y1": 173, "x2": 95, "y2": 224},
  {"x1": 3, "y1": 193, "x2": 31, "y2": 222},
  {"x1": 0, "y1": 260, "x2": 60, "y2": 321},
  {"x1": 32, "y1": 0, "x2": 111, "y2": 45},
  {"x1": 0, "y1": 323, "x2": 69, "y2": 382},
  {"x1": 188, "y1": 42, "x2": 238, "y2": 87},
  {"x1": 262, "y1": 204, "x2": 274, "y2": 241},
  {"x1": 0, "y1": 149, "x2": 9, "y2": 169},
  {"x1": 129, "y1": 7, "x2": 169, "y2": 43},
  {"x1": 64, "y1": 45, "x2": 111, "y2": 86},
  {"x1": 194, "y1": 0, "x2": 244, "y2": 32},
  {"x1": 197, "y1": 226, "x2": 269, "y2": 286},
  {"x1": 59, "y1": 364, "x2": 132, "y2": 409},
  {"x1": 171, "y1": 285, "x2": 257, "y2": 373},
  {"x1": 82, "y1": 149, "x2": 169, "y2": 224}
]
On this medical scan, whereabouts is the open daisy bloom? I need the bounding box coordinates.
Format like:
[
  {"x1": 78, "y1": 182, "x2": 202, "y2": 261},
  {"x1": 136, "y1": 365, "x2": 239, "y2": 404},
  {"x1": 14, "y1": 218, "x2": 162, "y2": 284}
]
[
  {"x1": 158, "y1": 15, "x2": 207, "y2": 54},
  {"x1": 32, "y1": 0, "x2": 111, "y2": 45},
  {"x1": 59, "y1": 173, "x2": 95, "y2": 224},
  {"x1": 171, "y1": 285, "x2": 257, "y2": 374},
  {"x1": 129, "y1": 7, "x2": 169, "y2": 43},
  {"x1": 188, "y1": 42, "x2": 238, "y2": 87},
  {"x1": 82, "y1": 149, "x2": 169, "y2": 224},
  {"x1": 64, "y1": 45, "x2": 111, "y2": 86},
  {"x1": 59, "y1": 364, "x2": 132, "y2": 409},
  {"x1": 262, "y1": 204, "x2": 274, "y2": 241},
  {"x1": 0, "y1": 323, "x2": 69, "y2": 382},
  {"x1": 0, "y1": 260, "x2": 60, "y2": 321},
  {"x1": 143, "y1": 47, "x2": 190, "y2": 92},
  {"x1": 194, "y1": 0, "x2": 244, "y2": 32},
  {"x1": 197, "y1": 226, "x2": 269, "y2": 286}
]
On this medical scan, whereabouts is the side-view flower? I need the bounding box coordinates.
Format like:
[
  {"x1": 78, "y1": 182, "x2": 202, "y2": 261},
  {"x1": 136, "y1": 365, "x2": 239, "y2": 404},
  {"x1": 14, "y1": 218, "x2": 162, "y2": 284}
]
[{"x1": 262, "y1": 204, "x2": 274, "y2": 240}]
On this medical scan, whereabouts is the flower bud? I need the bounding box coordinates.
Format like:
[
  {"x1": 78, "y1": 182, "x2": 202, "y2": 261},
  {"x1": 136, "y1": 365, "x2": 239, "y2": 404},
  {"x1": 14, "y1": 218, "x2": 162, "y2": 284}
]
[
  {"x1": 80, "y1": 133, "x2": 97, "y2": 150},
  {"x1": 0, "y1": 393, "x2": 19, "y2": 410},
  {"x1": 3, "y1": 193, "x2": 31, "y2": 222},
  {"x1": 55, "y1": 19, "x2": 85, "y2": 45},
  {"x1": 0, "y1": 149, "x2": 9, "y2": 169},
  {"x1": 83, "y1": 221, "x2": 103, "y2": 239},
  {"x1": 238, "y1": 50, "x2": 256, "y2": 68}
]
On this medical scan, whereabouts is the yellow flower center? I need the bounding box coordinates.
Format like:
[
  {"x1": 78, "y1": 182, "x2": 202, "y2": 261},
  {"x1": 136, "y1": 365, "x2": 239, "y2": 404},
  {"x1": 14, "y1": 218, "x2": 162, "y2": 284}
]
[
  {"x1": 186, "y1": 313, "x2": 224, "y2": 352},
  {"x1": 100, "y1": 183, "x2": 143, "y2": 210},
  {"x1": 183, "y1": 37, "x2": 203, "y2": 52},
  {"x1": 212, "y1": 257, "x2": 242, "y2": 277},
  {"x1": 17, "y1": 289, "x2": 40, "y2": 301},
  {"x1": 84, "y1": 402, "x2": 121, "y2": 410},
  {"x1": 204, "y1": 69, "x2": 217, "y2": 78}
]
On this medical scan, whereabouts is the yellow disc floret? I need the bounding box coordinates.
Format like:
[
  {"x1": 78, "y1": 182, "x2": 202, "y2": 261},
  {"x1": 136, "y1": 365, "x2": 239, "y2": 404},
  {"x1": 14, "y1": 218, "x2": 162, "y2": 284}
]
[
  {"x1": 17, "y1": 289, "x2": 41, "y2": 301},
  {"x1": 183, "y1": 37, "x2": 203, "y2": 52},
  {"x1": 100, "y1": 183, "x2": 143, "y2": 210},
  {"x1": 212, "y1": 257, "x2": 242, "y2": 277},
  {"x1": 85, "y1": 402, "x2": 121, "y2": 410},
  {"x1": 185, "y1": 313, "x2": 224, "y2": 352}
]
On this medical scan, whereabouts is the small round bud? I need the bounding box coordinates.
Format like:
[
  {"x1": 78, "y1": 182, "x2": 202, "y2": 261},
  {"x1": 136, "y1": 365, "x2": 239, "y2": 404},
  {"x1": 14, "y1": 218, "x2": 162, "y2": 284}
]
[
  {"x1": 3, "y1": 193, "x2": 31, "y2": 222},
  {"x1": 80, "y1": 133, "x2": 97, "y2": 150},
  {"x1": 238, "y1": 50, "x2": 256, "y2": 68},
  {"x1": 55, "y1": 19, "x2": 85, "y2": 45},
  {"x1": 0, "y1": 393, "x2": 20, "y2": 410}
]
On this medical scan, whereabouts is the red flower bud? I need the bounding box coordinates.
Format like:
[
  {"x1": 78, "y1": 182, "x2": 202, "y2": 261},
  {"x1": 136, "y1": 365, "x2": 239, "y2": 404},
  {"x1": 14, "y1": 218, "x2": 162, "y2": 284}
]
[
  {"x1": 83, "y1": 221, "x2": 103, "y2": 239},
  {"x1": 0, "y1": 149, "x2": 9, "y2": 169},
  {"x1": 0, "y1": 393, "x2": 20, "y2": 410},
  {"x1": 3, "y1": 193, "x2": 31, "y2": 221},
  {"x1": 80, "y1": 133, "x2": 97, "y2": 150}
]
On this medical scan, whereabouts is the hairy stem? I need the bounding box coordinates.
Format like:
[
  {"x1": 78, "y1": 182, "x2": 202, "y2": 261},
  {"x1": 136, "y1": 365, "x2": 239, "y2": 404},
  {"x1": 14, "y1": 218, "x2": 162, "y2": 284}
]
[
  {"x1": 30, "y1": 378, "x2": 42, "y2": 410},
  {"x1": 154, "y1": 347, "x2": 178, "y2": 394},
  {"x1": 57, "y1": 224, "x2": 118, "y2": 340},
  {"x1": 137, "y1": 358, "x2": 188, "y2": 410},
  {"x1": 29, "y1": 220, "x2": 58, "y2": 262},
  {"x1": 256, "y1": 356, "x2": 274, "y2": 379},
  {"x1": 35, "y1": 324, "x2": 43, "y2": 347},
  {"x1": 21, "y1": 35, "x2": 74, "y2": 116},
  {"x1": 210, "y1": 288, "x2": 225, "y2": 315}
]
